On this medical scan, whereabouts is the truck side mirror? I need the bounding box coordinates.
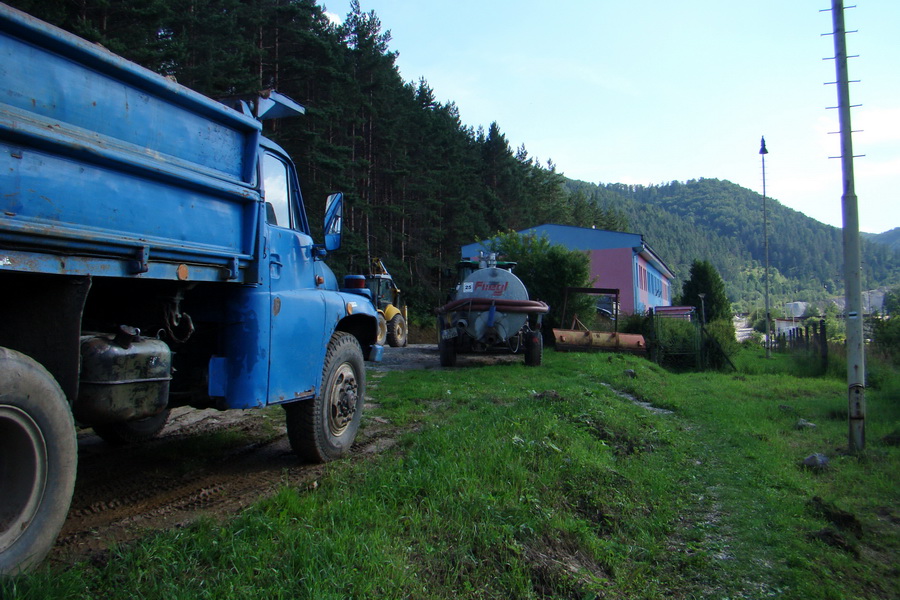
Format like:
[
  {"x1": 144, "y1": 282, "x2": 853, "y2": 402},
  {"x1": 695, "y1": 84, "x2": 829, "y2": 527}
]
[{"x1": 323, "y1": 192, "x2": 343, "y2": 252}]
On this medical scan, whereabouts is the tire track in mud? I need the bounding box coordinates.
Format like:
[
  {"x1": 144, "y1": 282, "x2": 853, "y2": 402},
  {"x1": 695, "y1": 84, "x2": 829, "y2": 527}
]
[
  {"x1": 49, "y1": 402, "x2": 405, "y2": 567},
  {"x1": 48, "y1": 346, "x2": 442, "y2": 567}
]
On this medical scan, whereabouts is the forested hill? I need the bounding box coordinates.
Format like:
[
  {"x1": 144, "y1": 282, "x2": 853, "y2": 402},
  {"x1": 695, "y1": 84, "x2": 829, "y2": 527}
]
[
  {"x1": 7, "y1": 1, "x2": 898, "y2": 315},
  {"x1": 866, "y1": 228, "x2": 900, "y2": 252},
  {"x1": 565, "y1": 178, "x2": 900, "y2": 311},
  {"x1": 7, "y1": 0, "x2": 625, "y2": 311}
]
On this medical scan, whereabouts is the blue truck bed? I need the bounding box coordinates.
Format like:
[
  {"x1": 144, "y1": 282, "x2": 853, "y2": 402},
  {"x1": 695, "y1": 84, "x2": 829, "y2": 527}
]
[{"x1": 0, "y1": 4, "x2": 263, "y2": 283}]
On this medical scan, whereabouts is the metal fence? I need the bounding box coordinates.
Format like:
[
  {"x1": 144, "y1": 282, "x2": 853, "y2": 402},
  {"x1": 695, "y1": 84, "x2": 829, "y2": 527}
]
[
  {"x1": 775, "y1": 319, "x2": 829, "y2": 370},
  {"x1": 648, "y1": 306, "x2": 701, "y2": 369}
]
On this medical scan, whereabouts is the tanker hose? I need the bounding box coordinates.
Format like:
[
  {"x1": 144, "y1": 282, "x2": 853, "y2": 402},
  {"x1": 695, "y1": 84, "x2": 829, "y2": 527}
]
[{"x1": 436, "y1": 298, "x2": 550, "y2": 315}]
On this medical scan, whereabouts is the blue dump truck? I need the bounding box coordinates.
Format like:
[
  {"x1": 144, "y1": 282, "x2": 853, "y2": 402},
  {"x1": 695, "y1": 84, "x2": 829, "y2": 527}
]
[{"x1": 0, "y1": 4, "x2": 382, "y2": 573}]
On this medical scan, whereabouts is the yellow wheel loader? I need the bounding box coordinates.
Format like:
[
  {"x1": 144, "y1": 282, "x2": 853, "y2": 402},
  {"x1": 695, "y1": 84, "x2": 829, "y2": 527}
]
[{"x1": 366, "y1": 259, "x2": 408, "y2": 347}]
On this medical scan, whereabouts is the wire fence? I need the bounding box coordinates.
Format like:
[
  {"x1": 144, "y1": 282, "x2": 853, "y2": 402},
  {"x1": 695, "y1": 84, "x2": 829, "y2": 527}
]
[{"x1": 774, "y1": 319, "x2": 829, "y2": 371}]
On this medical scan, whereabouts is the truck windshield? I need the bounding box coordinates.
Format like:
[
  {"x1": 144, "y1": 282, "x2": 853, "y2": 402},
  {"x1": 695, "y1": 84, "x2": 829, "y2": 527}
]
[{"x1": 263, "y1": 153, "x2": 291, "y2": 228}]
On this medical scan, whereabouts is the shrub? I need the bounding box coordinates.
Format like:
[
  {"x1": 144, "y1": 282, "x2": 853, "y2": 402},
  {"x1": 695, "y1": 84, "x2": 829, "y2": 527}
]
[
  {"x1": 872, "y1": 318, "x2": 900, "y2": 366},
  {"x1": 704, "y1": 319, "x2": 739, "y2": 370},
  {"x1": 652, "y1": 317, "x2": 700, "y2": 370},
  {"x1": 483, "y1": 231, "x2": 594, "y2": 332}
]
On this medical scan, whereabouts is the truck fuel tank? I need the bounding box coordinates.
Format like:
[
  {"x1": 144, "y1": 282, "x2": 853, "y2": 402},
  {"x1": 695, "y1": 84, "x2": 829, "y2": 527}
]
[{"x1": 75, "y1": 326, "x2": 172, "y2": 425}]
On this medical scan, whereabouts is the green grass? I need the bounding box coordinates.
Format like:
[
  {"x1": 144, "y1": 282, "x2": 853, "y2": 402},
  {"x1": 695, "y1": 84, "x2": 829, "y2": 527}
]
[{"x1": 3, "y1": 349, "x2": 899, "y2": 599}]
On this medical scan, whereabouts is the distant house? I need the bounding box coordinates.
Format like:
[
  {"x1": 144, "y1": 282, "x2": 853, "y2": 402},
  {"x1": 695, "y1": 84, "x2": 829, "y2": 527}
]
[
  {"x1": 774, "y1": 318, "x2": 801, "y2": 336},
  {"x1": 460, "y1": 224, "x2": 675, "y2": 315},
  {"x1": 813, "y1": 289, "x2": 885, "y2": 318},
  {"x1": 784, "y1": 302, "x2": 809, "y2": 318}
]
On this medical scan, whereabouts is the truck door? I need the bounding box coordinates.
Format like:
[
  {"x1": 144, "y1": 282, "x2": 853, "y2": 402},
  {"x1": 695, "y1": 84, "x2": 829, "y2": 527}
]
[{"x1": 261, "y1": 151, "x2": 326, "y2": 402}]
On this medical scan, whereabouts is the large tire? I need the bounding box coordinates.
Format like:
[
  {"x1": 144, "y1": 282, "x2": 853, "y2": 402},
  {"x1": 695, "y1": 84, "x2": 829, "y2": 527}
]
[
  {"x1": 0, "y1": 348, "x2": 77, "y2": 575},
  {"x1": 92, "y1": 409, "x2": 170, "y2": 446},
  {"x1": 524, "y1": 331, "x2": 543, "y2": 367},
  {"x1": 375, "y1": 313, "x2": 387, "y2": 347},
  {"x1": 284, "y1": 332, "x2": 364, "y2": 463},
  {"x1": 387, "y1": 314, "x2": 408, "y2": 348},
  {"x1": 439, "y1": 337, "x2": 457, "y2": 367}
]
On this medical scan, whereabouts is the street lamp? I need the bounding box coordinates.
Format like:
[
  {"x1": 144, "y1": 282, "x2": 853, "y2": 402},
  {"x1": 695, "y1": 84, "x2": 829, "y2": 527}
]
[{"x1": 760, "y1": 136, "x2": 772, "y2": 358}]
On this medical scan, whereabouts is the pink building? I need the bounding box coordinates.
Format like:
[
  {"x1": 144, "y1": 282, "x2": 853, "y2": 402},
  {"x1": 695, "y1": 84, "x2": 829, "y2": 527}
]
[{"x1": 461, "y1": 224, "x2": 675, "y2": 315}]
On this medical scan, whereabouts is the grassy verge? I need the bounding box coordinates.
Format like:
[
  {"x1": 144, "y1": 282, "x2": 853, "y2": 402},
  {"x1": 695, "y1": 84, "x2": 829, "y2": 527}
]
[{"x1": 4, "y1": 349, "x2": 898, "y2": 599}]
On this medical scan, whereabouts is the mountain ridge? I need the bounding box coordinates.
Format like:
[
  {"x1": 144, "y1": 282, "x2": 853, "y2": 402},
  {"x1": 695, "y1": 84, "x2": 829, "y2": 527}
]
[
  {"x1": 564, "y1": 177, "x2": 900, "y2": 311},
  {"x1": 865, "y1": 227, "x2": 900, "y2": 251}
]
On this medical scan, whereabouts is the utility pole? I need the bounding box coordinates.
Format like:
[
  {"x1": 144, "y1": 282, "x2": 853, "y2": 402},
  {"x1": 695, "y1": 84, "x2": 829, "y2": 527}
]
[
  {"x1": 698, "y1": 293, "x2": 707, "y2": 370},
  {"x1": 826, "y1": 0, "x2": 865, "y2": 451},
  {"x1": 698, "y1": 293, "x2": 707, "y2": 326},
  {"x1": 760, "y1": 137, "x2": 772, "y2": 358}
]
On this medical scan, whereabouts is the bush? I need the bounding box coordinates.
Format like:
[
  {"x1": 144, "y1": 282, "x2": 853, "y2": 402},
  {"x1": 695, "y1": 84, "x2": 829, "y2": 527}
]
[
  {"x1": 704, "y1": 319, "x2": 739, "y2": 370},
  {"x1": 872, "y1": 318, "x2": 900, "y2": 366},
  {"x1": 619, "y1": 312, "x2": 651, "y2": 337},
  {"x1": 652, "y1": 317, "x2": 700, "y2": 370},
  {"x1": 487, "y1": 231, "x2": 592, "y2": 329}
]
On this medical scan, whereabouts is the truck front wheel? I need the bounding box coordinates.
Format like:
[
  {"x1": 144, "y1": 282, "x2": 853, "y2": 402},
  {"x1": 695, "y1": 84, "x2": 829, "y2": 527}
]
[
  {"x1": 0, "y1": 348, "x2": 78, "y2": 575},
  {"x1": 285, "y1": 332, "x2": 364, "y2": 463},
  {"x1": 439, "y1": 337, "x2": 457, "y2": 367}
]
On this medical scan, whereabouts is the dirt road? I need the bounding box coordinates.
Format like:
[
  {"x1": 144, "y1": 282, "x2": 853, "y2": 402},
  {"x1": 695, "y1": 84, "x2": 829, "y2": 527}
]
[{"x1": 50, "y1": 344, "x2": 523, "y2": 567}]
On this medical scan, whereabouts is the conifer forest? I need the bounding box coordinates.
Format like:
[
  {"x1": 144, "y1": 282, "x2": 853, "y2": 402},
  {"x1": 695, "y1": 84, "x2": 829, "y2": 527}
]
[{"x1": 8, "y1": 0, "x2": 899, "y2": 316}]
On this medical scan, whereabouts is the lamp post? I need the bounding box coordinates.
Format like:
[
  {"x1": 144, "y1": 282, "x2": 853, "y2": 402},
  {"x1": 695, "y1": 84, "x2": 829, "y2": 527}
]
[{"x1": 760, "y1": 136, "x2": 772, "y2": 358}]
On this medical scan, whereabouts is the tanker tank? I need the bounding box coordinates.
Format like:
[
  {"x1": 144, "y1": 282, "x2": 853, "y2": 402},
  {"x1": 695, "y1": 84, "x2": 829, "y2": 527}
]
[{"x1": 436, "y1": 254, "x2": 549, "y2": 367}]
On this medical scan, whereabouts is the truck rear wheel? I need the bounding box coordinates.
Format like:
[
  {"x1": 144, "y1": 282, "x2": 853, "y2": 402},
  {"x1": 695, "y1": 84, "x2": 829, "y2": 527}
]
[
  {"x1": 387, "y1": 314, "x2": 408, "y2": 348},
  {"x1": 0, "y1": 348, "x2": 77, "y2": 575},
  {"x1": 92, "y1": 409, "x2": 170, "y2": 445},
  {"x1": 439, "y1": 337, "x2": 457, "y2": 367},
  {"x1": 284, "y1": 332, "x2": 364, "y2": 463},
  {"x1": 524, "y1": 331, "x2": 543, "y2": 367}
]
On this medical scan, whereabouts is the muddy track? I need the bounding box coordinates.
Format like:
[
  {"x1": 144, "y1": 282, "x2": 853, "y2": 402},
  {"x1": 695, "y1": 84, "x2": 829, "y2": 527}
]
[
  {"x1": 48, "y1": 402, "x2": 404, "y2": 568},
  {"x1": 48, "y1": 344, "x2": 518, "y2": 568}
]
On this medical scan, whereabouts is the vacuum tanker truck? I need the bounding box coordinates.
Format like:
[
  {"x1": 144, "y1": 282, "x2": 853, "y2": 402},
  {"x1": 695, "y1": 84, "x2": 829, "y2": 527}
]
[{"x1": 437, "y1": 253, "x2": 549, "y2": 367}]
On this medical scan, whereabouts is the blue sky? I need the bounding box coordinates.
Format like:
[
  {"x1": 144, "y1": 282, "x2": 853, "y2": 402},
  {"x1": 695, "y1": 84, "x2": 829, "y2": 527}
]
[{"x1": 323, "y1": 1, "x2": 899, "y2": 234}]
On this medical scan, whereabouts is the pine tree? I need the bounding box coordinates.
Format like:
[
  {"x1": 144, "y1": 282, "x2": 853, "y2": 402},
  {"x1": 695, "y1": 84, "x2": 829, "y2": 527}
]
[{"x1": 678, "y1": 260, "x2": 731, "y2": 323}]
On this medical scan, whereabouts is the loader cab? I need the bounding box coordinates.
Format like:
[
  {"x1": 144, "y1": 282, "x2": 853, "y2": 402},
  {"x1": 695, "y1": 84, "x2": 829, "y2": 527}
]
[{"x1": 365, "y1": 274, "x2": 398, "y2": 312}]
